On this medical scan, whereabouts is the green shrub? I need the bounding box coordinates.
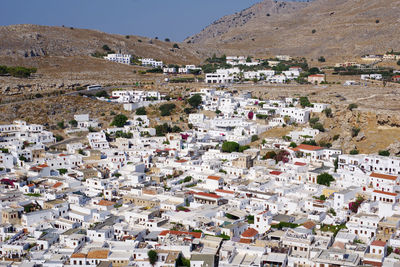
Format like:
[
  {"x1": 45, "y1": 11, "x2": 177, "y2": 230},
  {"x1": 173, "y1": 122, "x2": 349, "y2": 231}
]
[
  {"x1": 136, "y1": 107, "x2": 147, "y2": 115},
  {"x1": 348, "y1": 103, "x2": 358, "y2": 111},
  {"x1": 159, "y1": 103, "x2": 176, "y2": 116},
  {"x1": 251, "y1": 135, "x2": 259, "y2": 142},
  {"x1": 317, "y1": 173, "x2": 335, "y2": 186},
  {"x1": 222, "y1": 141, "x2": 240, "y2": 153},
  {"x1": 378, "y1": 150, "x2": 390, "y2": 156},
  {"x1": 188, "y1": 94, "x2": 202, "y2": 108},
  {"x1": 351, "y1": 127, "x2": 360, "y2": 137},
  {"x1": 350, "y1": 149, "x2": 359, "y2": 155},
  {"x1": 111, "y1": 114, "x2": 128, "y2": 127}
]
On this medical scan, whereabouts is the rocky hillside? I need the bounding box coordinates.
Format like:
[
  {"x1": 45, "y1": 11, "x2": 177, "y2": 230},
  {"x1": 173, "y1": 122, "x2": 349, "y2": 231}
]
[
  {"x1": 187, "y1": 0, "x2": 308, "y2": 44},
  {"x1": 0, "y1": 24, "x2": 201, "y2": 64},
  {"x1": 187, "y1": 0, "x2": 400, "y2": 60}
]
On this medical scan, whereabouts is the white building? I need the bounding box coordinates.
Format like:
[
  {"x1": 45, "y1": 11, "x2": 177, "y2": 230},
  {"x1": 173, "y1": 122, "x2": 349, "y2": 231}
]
[
  {"x1": 140, "y1": 58, "x2": 163, "y2": 68},
  {"x1": 104, "y1": 54, "x2": 132, "y2": 65}
]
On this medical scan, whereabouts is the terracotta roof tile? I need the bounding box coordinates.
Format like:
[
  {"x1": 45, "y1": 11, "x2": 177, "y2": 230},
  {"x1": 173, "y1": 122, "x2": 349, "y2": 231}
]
[
  {"x1": 239, "y1": 238, "x2": 252, "y2": 244},
  {"x1": 87, "y1": 250, "x2": 109, "y2": 259},
  {"x1": 302, "y1": 221, "x2": 316, "y2": 229},
  {"x1": 52, "y1": 182, "x2": 63, "y2": 188},
  {"x1": 215, "y1": 189, "x2": 234, "y2": 194},
  {"x1": 71, "y1": 253, "x2": 87, "y2": 258},
  {"x1": 98, "y1": 200, "x2": 116, "y2": 206},
  {"x1": 370, "y1": 173, "x2": 397, "y2": 181},
  {"x1": 207, "y1": 175, "x2": 221, "y2": 181},
  {"x1": 242, "y1": 228, "x2": 258, "y2": 238},
  {"x1": 159, "y1": 230, "x2": 202, "y2": 239},
  {"x1": 270, "y1": 171, "x2": 282, "y2": 175},
  {"x1": 295, "y1": 144, "x2": 323, "y2": 151},
  {"x1": 194, "y1": 192, "x2": 221, "y2": 199},
  {"x1": 371, "y1": 240, "x2": 386, "y2": 247},
  {"x1": 373, "y1": 190, "x2": 397, "y2": 197}
]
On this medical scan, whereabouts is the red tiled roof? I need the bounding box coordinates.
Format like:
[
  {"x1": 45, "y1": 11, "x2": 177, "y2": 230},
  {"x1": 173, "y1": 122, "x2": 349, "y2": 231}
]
[
  {"x1": 52, "y1": 182, "x2": 63, "y2": 188},
  {"x1": 309, "y1": 74, "x2": 325, "y2": 77},
  {"x1": 294, "y1": 162, "x2": 307, "y2": 166},
  {"x1": 270, "y1": 171, "x2": 282, "y2": 175},
  {"x1": 242, "y1": 228, "x2": 258, "y2": 238},
  {"x1": 98, "y1": 200, "x2": 116, "y2": 206},
  {"x1": 373, "y1": 190, "x2": 397, "y2": 197},
  {"x1": 194, "y1": 192, "x2": 221, "y2": 199},
  {"x1": 71, "y1": 253, "x2": 87, "y2": 258},
  {"x1": 215, "y1": 189, "x2": 234, "y2": 194},
  {"x1": 87, "y1": 250, "x2": 109, "y2": 259},
  {"x1": 302, "y1": 221, "x2": 316, "y2": 229},
  {"x1": 27, "y1": 184, "x2": 35, "y2": 187},
  {"x1": 207, "y1": 175, "x2": 221, "y2": 181},
  {"x1": 370, "y1": 173, "x2": 397, "y2": 181},
  {"x1": 371, "y1": 240, "x2": 386, "y2": 247},
  {"x1": 296, "y1": 144, "x2": 323, "y2": 151},
  {"x1": 239, "y1": 238, "x2": 252, "y2": 244},
  {"x1": 175, "y1": 159, "x2": 187, "y2": 163},
  {"x1": 159, "y1": 230, "x2": 202, "y2": 239},
  {"x1": 38, "y1": 164, "x2": 49, "y2": 168},
  {"x1": 59, "y1": 153, "x2": 67, "y2": 157}
]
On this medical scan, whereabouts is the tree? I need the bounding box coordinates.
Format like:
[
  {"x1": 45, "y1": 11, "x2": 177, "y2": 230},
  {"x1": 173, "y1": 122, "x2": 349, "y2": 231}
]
[
  {"x1": 246, "y1": 56, "x2": 252, "y2": 63},
  {"x1": 289, "y1": 142, "x2": 297, "y2": 148},
  {"x1": 308, "y1": 67, "x2": 320, "y2": 75},
  {"x1": 397, "y1": 60, "x2": 400, "y2": 66},
  {"x1": 323, "y1": 108, "x2": 332, "y2": 118},
  {"x1": 318, "y1": 56, "x2": 326, "y2": 62},
  {"x1": 102, "y1": 44, "x2": 111, "y2": 52},
  {"x1": 222, "y1": 141, "x2": 240, "y2": 153},
  {"x1": 283, "y1": 115, "x2": 291, "y2": 124},
  {"x1": 136, "y1": 107, "x2": 147, "y2": 115},
  {"x1": 334, "y1": 158, "x2": 339, "y2": 172},
  {"x1": 351, "y1": 127, "x2": 360, "y2": 137},
  {"x1": 348, "y1": 103, "x2": 358, "y2": 111},
  {"x1": 317, "y1": 173, "x2": 335, "y2": 186},
  {"x1": 299, "y1": 96, "x2": 312, "y2": 108},
  {"x1": 69, "y1": 119, "x2": 78, "y2": 127},
  {"x1": 57, "y1": 121, "x2": 66, "y2": 129},
  {"x1": 188, "y1": 94, "x2": 202, "y2": 108},
  {"x1": 148, "y1": 250, "x2": 158, "y2": 266},
  {"x1": 312, "y1": 122, "x2": 325, "y2": 132},
  {"x1": 312, "y1": 29, "x2": 316, "y2": 34},
  {"x1": 172, "y1": 126, "x2": 182, "y2": 133},
  {"x1": 251, "y1": 135, "x2": 259, "y2": 142},
  {"x1": 378, "y1": 150, "x2": 390, "y2": 156},
  {"x1": 173, "y1": 43, "x2": 180, "y2": 49},
  {"x1": 111, "y1": 114, "x2": 128, "y2": 127},
  {"x1": 263, "y1": 151, "x2": 277, "y2": 159},
  {"x1": 309, "y1": 117, "x2": 319, "y2": 125},
  {"x1": 350, "y1": 149, "x2": 359, "y2": 155},
  {"x1": 159, "y1": 103, "x2": 176, "y2": 116},
  {"x1": 164, "y1": 38, "x2": 170, "y2": 42},
  {"x1": 95, "y1": 90, "x2": 108, "y2": 98},
  {"x1": 55, "y1": 135, "x2": 64, "y2": 142}
]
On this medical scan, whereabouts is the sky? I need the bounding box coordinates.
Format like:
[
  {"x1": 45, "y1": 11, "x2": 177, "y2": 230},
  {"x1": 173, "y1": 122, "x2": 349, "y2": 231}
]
[{"x1": 0, "y1": 0, "x2": 263, "y2": 42}]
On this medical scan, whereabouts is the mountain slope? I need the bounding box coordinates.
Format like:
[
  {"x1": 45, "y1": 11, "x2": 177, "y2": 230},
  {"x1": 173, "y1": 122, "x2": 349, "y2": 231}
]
[
  {"x1": 187, "y1": 0, "x2": 400, "y2": 60},
  {"x1": 0, "y1": 24, "x2": 201, "y2": 64},
  {"x1": 186, "y1": 0, "x2": 308, "y2": 44}
]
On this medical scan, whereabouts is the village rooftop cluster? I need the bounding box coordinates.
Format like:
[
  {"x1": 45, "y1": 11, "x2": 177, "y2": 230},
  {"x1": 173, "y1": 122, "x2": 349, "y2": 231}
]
[
  {"x1": 0, "y1": 87, "x2": 400, "y2": 267},
  {"x1": 101, "y1": 52, "x2": 400, "y2": 86}
]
